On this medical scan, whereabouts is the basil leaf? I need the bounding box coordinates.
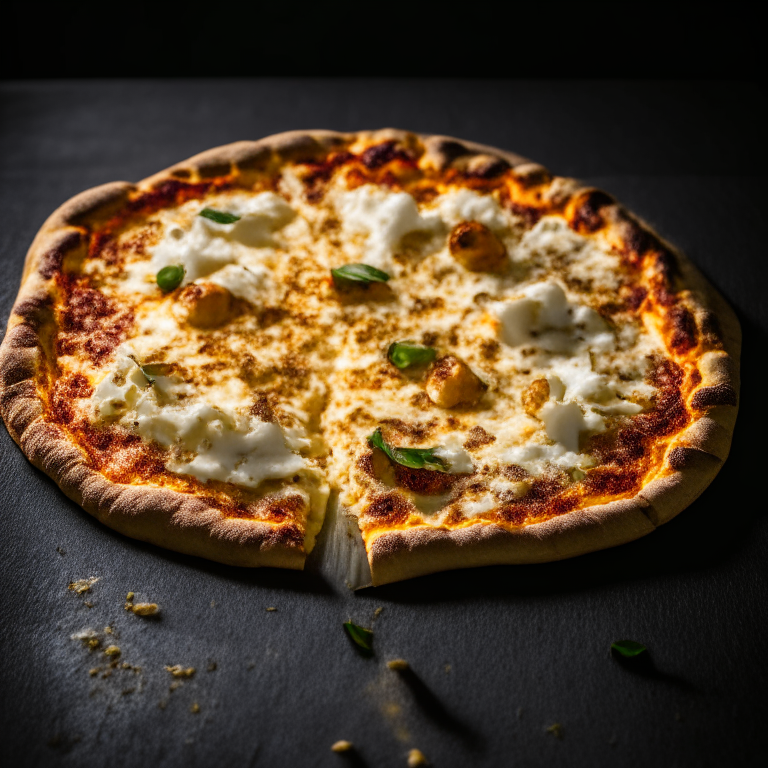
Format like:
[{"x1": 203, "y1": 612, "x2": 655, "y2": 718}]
[
  {"x1": 387, "y1": 340, "x2": 437, "y2": 369},
  {"x1": 331, "y1": 263, "x2": 391, "y2": 284},
  {"x1": 368, "y1": 428, "x2": 449, "y2": 473},
  {"x1": 344, "y1": 622, "x2": 373, "y2": 654},
  {"x1": 127, "y1": 355, "x2": 156, "y2": 386},
  {"x1": 611, "y1": 640, "x2": 647, "y2": 657},
  {"x1": 199, "y1": 207, "x2": 241, "y2": 224},
  {"x1": 156, "y1": 265, "x2": 185, "y2": 292}
]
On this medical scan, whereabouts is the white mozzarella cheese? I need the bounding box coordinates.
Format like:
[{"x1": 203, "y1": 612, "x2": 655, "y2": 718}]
[{"x1": 336, "y1": 185, "x2": 441, "y2": 273}]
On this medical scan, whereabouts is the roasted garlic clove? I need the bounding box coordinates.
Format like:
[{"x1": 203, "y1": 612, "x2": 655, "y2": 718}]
[
  {"x1": 448, "y1": 221, "x2": 507, "y2": 273},
  {"x1": 426, "y1": 355, "x2": 486, "y2": 408}
]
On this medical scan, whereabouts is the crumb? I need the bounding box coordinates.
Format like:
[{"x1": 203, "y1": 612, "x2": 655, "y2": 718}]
[
  {"x1": 71, "y1": 629, "x2": 100, "y2": 651},
  {"x1": 246, "y1": 662, "x2": 255, "y2": 670},
  {"x1": 387, "y1": 659, "x2": 409, "y2": 671},
  {"x1": 169, "y1": 681, "x2": 182, "y2": 692},
  {"x1": 210, "y1": 600, "x2": 216, "y2": 608},
  {"x1": 207, "y1": 661, "x2": 217, "y2": 672},
  {"x1": 331, "y1": 740, "x2": 353, "y2": 753},
  {"x1": 266, "y1": 607, "x2": 277, "y2": 612},
  {"x1": 84, "y1": 601, "x2": 93, "y2": 609},
  {"x1": 407, "y1": 748, "x2": 429, "y2": 766},
  {"x1": 101, "y1": 670, "x2": 112, "y2": 679},
  {"x1": 126, "y1": 592, "x2": 134, "y2": 601},
  {"x1": 89, "y1": 668, "x2": 99, "y2": 676},
  {"x1": 546, "y1": 723, "x2": 563, "y2": 739},
  {"x1": 129, "y1": 603, "x2": 159, "y2": 616},
  {"x1": 122, "y1": 687, "x2": 135, "y2": 696},
  {"x1": 104, "y1": 645, "x2": 121, "y2": 657},
  {"x1": 158, "y1": 699, "x2": 167, "y2": 710},
  {"x1": 68, "y1": 577, "x2": 99, "y2": 595},
  {"x1": 444, "y1": 664, "x2": 451, "y2": 673},
  {"x1": 121, "y1": 662, "x2": 130, "y2": 669},
  {"x1": 190, "y1": 702, "x2": 200, "y2": 714},
  {"x1": 165, "y1": 665, "x2": 195, "y2": 678},
  {"x1": 374, "y1": 607, "x2": 383, "y2": 617},
  {"x1": 57, "y1": 547, "x2": 66, "y2": 556},
  {"x1": 104, "y1": 626, "x2": 113, "y2": 634},
  {"x1": 517, "y1": 707, "x2": 524, "y2": 719}
]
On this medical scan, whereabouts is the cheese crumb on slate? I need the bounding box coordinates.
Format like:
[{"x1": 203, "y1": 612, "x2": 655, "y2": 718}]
[
  {"x1": 165, "y1": 665, "x2": 196, "y2": 678},
  {"x1": 190, "y1": 702, "x2": 200, "y2": 714},
  {"x1": 104, "y1": 645, "x2": 121, "y2": 657},
  {"x1": 387, "y1": 659, "x2": 409, "y2": 671},
  {"x1": 331, "y1": 741, "x2": 353, "y2": 753},
  {"x1": 68, "y1": 577, "x2": 100, "y2": 594},
  {"x1": 266, "y1": 607, "x2": 277, "y2": 612},
  {"x1": 407, "y1": 748, "x2": 429, "y2": 766},
  {"x1": 129, "y1": 602, "x2": 160, "y2": 616}
]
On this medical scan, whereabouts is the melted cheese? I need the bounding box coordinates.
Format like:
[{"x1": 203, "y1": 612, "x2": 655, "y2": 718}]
[
  {"x1": 93, "y1": 347, "x2": 307, "y2": 489},
  {"x1": 75, "y1": 168, "x2": 670, "y2": 535}
]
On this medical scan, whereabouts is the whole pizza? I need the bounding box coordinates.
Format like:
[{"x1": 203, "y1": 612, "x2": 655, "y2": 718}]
[{"x1": 0, "y1": 129, "x2": 740, "y2": 586}]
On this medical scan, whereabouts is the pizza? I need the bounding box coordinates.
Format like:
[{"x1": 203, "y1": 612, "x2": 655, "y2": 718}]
[{"x1": 0, "y1": 129, "x2": 740, "y2": 586}]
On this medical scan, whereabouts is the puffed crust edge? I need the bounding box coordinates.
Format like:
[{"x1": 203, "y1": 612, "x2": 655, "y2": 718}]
[{"x1": 0, "y1": 129, "x2": 741, "y2": 581}]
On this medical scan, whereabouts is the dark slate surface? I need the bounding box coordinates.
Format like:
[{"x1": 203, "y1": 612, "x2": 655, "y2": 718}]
[{"x1": 0, "y1": 80, "x2": 766, "y2": 768}]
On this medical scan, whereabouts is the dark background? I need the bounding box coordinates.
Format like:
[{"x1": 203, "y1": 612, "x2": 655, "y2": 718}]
[{"x1": 1, "y1": 13, "x2": 767, "y2": 768}]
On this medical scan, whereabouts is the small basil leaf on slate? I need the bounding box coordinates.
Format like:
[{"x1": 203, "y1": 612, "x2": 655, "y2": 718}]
[
  {"x1": 331, "y1": 263, "x2": 391, "y2": 284},
  {"x1": 344, "y1": 622, "x2": 373, "y2": 654},
  {"x1": 156, "y1": 265, "x2": 185, "y2": 292},
  {"x1": 611, "y1": 640, "x2": 647, "y2": 657},
  {"x1": 387, "y1": 340, "x2": 437, "y2": 369},
  {"x1": 199, "y1": 208, "x2": 241, "y2": 224},
  {"x1": 367, "y1": 428, "x2": 449, "y2": 473}
]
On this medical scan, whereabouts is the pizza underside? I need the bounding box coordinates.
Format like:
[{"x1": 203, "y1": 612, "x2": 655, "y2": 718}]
[{"x1": 0, "y1": 130, "x2": 740, "y2": 586}]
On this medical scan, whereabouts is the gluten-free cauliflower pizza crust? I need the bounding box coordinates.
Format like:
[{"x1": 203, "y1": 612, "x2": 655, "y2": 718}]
[{"x1": 0, "y1": 130, "x2": 740, "y2": 586}]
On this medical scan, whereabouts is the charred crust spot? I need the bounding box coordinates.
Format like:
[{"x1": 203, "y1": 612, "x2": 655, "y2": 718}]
[
  {"x1": 583, "y1": 466, "x2": 640, "y2": 496},
  {"x1": 467, "y1": 156, "x2": 510, "y2": 179},
  {"x1": 623, "y1": 286, "x2": 648, "y2": 312},
  {"x1": 250, "y1": 494, "x2": 306, "y2": 522},
  {"x1": 618, "y1": 217, "x2": 655, "y2": 266},
  {"x1": 668, "y1": 306, "x2": 698, "y2": 353},
  {"x1": 700, "y1": 311, "x2": 723, "y2": 345},
  {"x1": 265, "y1": 522, "x2": 304, "y2": 549},
  {"x1": 196, "y1": 161, "x2": 232, "y2": 179},
  {"x1": 507, "y1": 201, "x2": 541, "y2": 228},
  {"x1": 654, "y1": 249, "x2": 678, "y2": 281},
  {"x1": 463, "y1": 426, "x2": 496, "y2": 451},
  {"x1": 365, "y1": 491, "x2": 414, "y2": 526},
  {"x1": 249, "y1": 392, "x2": 276, "y2": 422},
  {"x1": 50, "y1": 373, "x2": 93, "y2": 424},
  {"x1": 570, "y1": 190, "x2": 614, "y2": 234},
  {"x1": 393, "y1": 464, "x2": 457, "y2": 495},
  {"x1": 431, "y1": 139, "x2": 471, "y2": 165},
  {"x1": 360, "y1": 141, "x2": 411, "y2": 169},
  {"x1": 512, "y1": 163, "x2": 552, "y2": 188},
  {"x1": 14, "y1": 294, "x2": 52, "y2": 325},
  {"x1": 39, "y1": 231, "x2": 86, "y2": 279},
  {"x1": 691, "y1": 384, "x2": 738, "y2": 410},
  {"x1": 503, "y1": 465, "x2": 531, "y2": 481},
  {"x1": 7, "y1": 324, "x2": 39, "y2": 349}
]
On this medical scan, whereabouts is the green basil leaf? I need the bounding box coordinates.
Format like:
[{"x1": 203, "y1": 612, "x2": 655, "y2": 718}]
[
  {"x1": 344, "y1": 622, "x2": 373, "y2": 654},
  {"x1": 387, "y1": 340, "x2": 437, "y2": 369},
  {"x1": 127, "y1": 355, "x2": 156, "y2": 386},
  {"x1": 156, "y1": 265, "x2": 185, "y2": 292},
  {"x1": 199, "y1": 207, "x2": 241, "y2": 224},
  {"x1": 611, "y1": 640, "x2": 647, "y2": 657},
  {"x1": 331, "y1": 263, "x2": 391, "y2": 284},
  {"x1": 368, "y1": 428, "x2": 449, "y2": 473}
]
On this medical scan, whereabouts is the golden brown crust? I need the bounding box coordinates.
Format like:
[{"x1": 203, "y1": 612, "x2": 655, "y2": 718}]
[{"x1": 0, "y1": 129, "x2": 741, "y2": 581}]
